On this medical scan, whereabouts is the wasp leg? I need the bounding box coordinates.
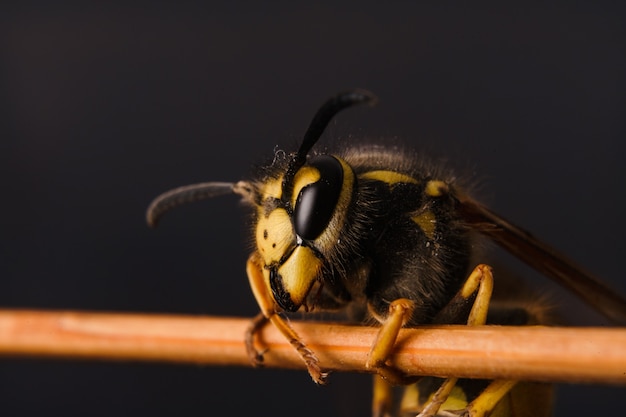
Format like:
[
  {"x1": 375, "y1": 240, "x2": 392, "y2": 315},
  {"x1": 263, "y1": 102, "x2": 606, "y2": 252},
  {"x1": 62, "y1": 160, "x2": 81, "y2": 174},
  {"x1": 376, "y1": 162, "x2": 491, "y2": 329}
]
[
  {"x1": 244, "y1": 312, "x2": 268, "y2": 366},
  {"x1": 416, "y1": 264, "x2": 492, "y2": 417},
  {"x1": 366, "y1": 298, "x2": 417, "y2": 384},
  {"x1": 369, "y1": 303, "x2": 414, "y2": 417},
  {"x1": 420, "y1": 264, "x2": 520, "y2": 417},
  {"x1": 417, "y1": 378, "x2": 459, "y2": 417},
  {"x1": 364, "y1": 264, "x2": 496, "y2": 417},
  {"x1": 372, "y1": 374, "x2": 394, "y2": 417},
  {"x1": 245, "y1": 253, "x2": 328, "y2": 384},
  {"x1": 464, "y1": 380, "x2": 518, "y2": 417}
]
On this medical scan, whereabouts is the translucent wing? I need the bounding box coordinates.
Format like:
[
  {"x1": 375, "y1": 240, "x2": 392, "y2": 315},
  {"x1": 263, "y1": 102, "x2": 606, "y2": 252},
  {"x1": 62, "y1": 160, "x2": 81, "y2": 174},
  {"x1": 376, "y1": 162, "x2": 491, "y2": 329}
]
[{"x1": 457, "y1": 193, "x2": 626, "y2": 325}]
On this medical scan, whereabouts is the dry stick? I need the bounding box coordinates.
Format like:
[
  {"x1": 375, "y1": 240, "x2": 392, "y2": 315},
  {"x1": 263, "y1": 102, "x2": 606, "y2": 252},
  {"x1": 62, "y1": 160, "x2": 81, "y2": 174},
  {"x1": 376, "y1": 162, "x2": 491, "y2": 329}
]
[{"x1": 0, "y1": 309, "x2": 625, "y2": 385}]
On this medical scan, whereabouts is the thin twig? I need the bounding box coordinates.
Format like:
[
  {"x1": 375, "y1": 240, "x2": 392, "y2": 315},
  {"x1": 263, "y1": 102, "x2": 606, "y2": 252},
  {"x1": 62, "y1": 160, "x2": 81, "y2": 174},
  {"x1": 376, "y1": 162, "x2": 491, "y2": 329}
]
[{"x1": 0, "y1": 309, "x2": 625, "y2": 385}]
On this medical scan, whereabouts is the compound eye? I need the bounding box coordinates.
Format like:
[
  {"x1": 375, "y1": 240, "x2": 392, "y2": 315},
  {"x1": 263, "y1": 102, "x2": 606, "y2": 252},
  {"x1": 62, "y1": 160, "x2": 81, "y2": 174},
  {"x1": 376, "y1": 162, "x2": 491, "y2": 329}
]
[{"x1": 293, "y1": 155, "x2": 344, "y2": 241}]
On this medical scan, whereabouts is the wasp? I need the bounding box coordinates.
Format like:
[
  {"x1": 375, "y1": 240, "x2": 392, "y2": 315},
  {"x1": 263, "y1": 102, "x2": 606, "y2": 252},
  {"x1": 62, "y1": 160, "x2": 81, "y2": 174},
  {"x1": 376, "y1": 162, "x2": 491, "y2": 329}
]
[{"x1": 146, "y1": 90, "x2": 626, "y2": 417}]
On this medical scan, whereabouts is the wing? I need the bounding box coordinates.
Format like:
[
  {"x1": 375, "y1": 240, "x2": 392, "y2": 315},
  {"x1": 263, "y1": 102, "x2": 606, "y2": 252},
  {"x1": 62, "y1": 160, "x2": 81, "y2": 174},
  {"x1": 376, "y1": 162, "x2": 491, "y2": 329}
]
[{"x1": 456, "y1": 193, "x2": 626, "y2": 325}]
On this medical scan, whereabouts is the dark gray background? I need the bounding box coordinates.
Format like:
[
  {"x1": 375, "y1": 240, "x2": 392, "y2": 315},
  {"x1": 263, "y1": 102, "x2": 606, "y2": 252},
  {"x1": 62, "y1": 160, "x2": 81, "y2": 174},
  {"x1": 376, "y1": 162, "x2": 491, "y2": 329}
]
[{"x1": 2, "y1": 3, "x2": 625, "y2": 416}]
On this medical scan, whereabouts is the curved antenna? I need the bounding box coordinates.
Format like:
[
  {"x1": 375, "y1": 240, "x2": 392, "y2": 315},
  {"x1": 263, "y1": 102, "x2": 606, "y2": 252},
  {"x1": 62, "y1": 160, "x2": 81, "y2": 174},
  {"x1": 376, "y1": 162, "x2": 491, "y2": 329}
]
[
  {"x1": 282, "y1": 89, "x2": 377, "y2": 197},
  {"x1": 147, "y1": 90, "x2": 377, "y2": 225},
  {"x1": 146, "y1": 182, "x2": 236, "y2": 227},
  {"x1": 298, "y1": 89, "x2": 377, "y2": 160}
]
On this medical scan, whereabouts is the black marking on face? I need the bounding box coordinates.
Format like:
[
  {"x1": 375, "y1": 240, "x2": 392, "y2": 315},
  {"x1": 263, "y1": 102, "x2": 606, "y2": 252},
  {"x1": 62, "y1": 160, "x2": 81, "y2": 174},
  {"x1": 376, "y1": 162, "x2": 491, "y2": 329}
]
[{"x1": 269, "y1": 267, "x2": 298, "y2": 312}]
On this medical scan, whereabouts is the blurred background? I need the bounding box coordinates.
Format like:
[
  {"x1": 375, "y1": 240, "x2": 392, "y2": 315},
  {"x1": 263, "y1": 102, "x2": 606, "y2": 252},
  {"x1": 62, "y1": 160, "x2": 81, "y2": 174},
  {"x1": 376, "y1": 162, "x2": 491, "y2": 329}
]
[{"x1": 2, "y1": 3, "x2": 625, "y2": 416}]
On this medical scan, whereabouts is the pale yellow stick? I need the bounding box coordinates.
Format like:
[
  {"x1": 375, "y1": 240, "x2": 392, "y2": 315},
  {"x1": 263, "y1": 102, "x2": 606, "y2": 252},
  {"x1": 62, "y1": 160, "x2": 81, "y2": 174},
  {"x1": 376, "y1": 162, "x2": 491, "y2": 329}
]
[{"x1": 0, "y1": 309, "x2": 624, "y2": 385}]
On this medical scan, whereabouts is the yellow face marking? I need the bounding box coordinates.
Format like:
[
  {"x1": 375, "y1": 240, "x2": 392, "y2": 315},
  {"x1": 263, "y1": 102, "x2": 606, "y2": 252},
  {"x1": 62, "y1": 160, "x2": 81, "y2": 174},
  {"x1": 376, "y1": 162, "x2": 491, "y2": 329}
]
[
  {"x1": 360, "y1": 170, "x2": 419, "y2": 185},
  {"x1": 276, "y1": 245, "x2": 322, "y2": 307},
  {"x1": 425, "y1": 180, "x2": 448, "y2": 197},
  {"x1": 411, "y1": 211, "x2": 436, "y2": 240},
  {"x1": 291, "y1": 166, "x2": 321, "y2": 209},
  {"x1": 260, "y1": 177, "x2": 283, "y2": 200},
  {"x1": 255, "y1": 207, "x2": 294, "y2": 266}
]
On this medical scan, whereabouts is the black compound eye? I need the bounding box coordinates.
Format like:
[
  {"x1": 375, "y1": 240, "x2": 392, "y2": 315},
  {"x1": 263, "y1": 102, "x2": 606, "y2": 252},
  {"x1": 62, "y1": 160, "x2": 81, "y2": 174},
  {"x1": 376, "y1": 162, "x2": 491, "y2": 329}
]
[{"x1": 293, "y1": 155, "x2": 343, "y2": 241}]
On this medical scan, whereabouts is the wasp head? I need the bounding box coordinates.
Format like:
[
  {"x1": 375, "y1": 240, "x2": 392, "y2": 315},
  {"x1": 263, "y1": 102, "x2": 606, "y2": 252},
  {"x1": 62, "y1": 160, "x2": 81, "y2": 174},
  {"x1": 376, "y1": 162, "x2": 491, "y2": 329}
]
[
  {"x1": 252, "y1": 90, "x2": 376, "y2": 312},
  {"x1": 146, "y1": 89, "x2": 376, "y2": 313}
]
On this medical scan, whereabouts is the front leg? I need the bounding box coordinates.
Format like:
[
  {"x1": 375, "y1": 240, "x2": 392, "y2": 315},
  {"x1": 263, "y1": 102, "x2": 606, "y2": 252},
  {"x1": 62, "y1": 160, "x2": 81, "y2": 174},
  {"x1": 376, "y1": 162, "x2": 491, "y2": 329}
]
[
  {"x1": 244, "y1": 312, "x2": 268, "y2": 366},
  {"x1": 366, "y1": 298, "x2": 418, "y2": 384},
  {"x1": 245, "y1": 252, "x2": 328, "y2": 384}
]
